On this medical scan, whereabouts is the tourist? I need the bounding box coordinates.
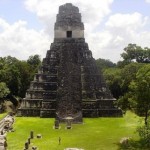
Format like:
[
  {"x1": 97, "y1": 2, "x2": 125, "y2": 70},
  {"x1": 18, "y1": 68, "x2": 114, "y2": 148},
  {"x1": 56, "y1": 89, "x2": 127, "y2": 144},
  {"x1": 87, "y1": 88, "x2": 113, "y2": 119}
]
[{"x1": 59, "y1": 137, "x2": 61, "y2": 145}]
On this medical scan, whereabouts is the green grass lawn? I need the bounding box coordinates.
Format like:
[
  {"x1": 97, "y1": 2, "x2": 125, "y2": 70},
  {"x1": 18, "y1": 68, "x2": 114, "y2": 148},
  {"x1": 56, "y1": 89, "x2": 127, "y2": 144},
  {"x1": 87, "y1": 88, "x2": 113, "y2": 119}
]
[{"x1": 7, "y1": 111, "x2": 141, "y2": 150}]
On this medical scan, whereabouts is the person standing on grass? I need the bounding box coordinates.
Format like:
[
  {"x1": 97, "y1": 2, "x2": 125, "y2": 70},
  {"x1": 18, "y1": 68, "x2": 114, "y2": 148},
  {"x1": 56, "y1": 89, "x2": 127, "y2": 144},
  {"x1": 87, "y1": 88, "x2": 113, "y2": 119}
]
[{"x1": 59, "y1": 137, "x2": 61, "y2": 145}]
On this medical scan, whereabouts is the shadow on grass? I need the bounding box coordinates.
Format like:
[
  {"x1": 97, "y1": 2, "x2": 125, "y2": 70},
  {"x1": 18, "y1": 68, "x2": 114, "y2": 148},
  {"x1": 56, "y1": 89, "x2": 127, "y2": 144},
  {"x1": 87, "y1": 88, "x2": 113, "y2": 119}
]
[{"x1": 116, "y1": 140, "x2": 150, "y2": 150}]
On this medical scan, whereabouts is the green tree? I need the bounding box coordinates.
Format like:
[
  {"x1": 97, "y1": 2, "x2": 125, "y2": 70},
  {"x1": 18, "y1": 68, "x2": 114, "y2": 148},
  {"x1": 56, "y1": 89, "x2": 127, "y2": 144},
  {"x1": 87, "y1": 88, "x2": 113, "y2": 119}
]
[
  {"x1": 0, "y1": 56, "x2": 21, "y2": 96},
  {"x1": 0, "y1": 56, "x2": 39, "y2": 98},
  {"x1": 103, "y1": 68, "x2": 122, "y2": 99},
  {"x1": 96, "y1": 58, "x2": 116, "y2": 71},
  {"x1": 104, "y1": 63, "x2": 143, "y2": 99},
  {"x1": 129, "y1": 64, "x2": 150, "y2": 125},
  {"x1": 27, "y1": 54, "x2": 41, "y2": 81},
  {"x1": 103, "y1": 63, "x2": 144, "y2": 111},
  {"x1": 121, "y1": 43, "x2": 150, "y2": 63},
  {"x1": 120, "y1": 63, "x2": 143, "y2": 93},
  {"x1": 27, "y1": 54, "x2": 41, "y2": 69},
  {"x1": 0, "y1": 82, "x2": 10, "y2": 100},
  {"x1": 116, "y1": 63, "x2": 143, "y2": 111},
  {"x1": 0, "y1": 82, "x2": 10, "y2": 112},
  {"x1": 16, "y1": 61, "x2": 32, "y2": 97},
  {"x1": 0, "y1": 55, "x2": 41, "y2": 109}
]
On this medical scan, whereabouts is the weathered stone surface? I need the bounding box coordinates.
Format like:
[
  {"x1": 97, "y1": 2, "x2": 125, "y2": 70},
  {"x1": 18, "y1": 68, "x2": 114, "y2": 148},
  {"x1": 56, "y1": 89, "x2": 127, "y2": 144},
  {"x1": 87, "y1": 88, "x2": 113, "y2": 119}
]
[
  {"x1": 30, "y1": 131, "x2": 34, "y2": 139},
  {"x1": 28, "y1": 138, "x2": 30, "y2": 144},
  {"x1": 37, "y1": 134, "x2": 42, "y2": 138},
  {"x1": 66, "y1": 119, "x2": 72, "y2": 129},
  {"x1": 0, "y1": 136, "x2": 7, "y2": 149},
  {"x1": 24, "y1": 142, "x2": 29, "y2": 149},
  {"x1": 54, "y1": 120, "x2": 59, "y2": 129},
  {"x1": 17, "y1": 3, "x2": 122, "y2": 122},
  {"x1": 32, "y1": 146, "x2": 37, "y2": 150}
]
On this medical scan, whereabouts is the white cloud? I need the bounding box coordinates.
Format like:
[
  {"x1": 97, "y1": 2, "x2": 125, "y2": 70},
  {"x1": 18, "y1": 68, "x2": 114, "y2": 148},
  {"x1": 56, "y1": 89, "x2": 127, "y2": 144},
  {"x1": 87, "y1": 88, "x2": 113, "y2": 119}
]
[
  {"x1": 24, "y1": 0, "x2": 150, "y2": 62},
  {"x1": 0, "y1": 18, "x2": 49, "y2": 60},
  {"x1": 24, "y1": 0, "x2": 113, "y2": 34},
  {"x1": 90, "y1": 13, "x2": 150, "y2": 62},
  {"x1": 1, "y1": 0, "x2": 150, "y2": 63},
  {"x1": 145, "y1": 0, "x2": 150, "y2": 3},
  {"x1": 105, "y1": 13, "x2": 148, "y2": 30},
  {"x1": 24, "y1": 0, "x2": 118, "y2": 60},
  {"x1": 0, "y1": 18, "x2": 9, "y2": 30}
]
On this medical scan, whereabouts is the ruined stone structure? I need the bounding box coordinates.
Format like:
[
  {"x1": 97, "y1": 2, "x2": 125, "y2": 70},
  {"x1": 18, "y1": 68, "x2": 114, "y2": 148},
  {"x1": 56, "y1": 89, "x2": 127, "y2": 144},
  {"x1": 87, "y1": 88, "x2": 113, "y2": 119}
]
[{"x1": 18, "y1": 3, "x2": 122, "y2": 123}]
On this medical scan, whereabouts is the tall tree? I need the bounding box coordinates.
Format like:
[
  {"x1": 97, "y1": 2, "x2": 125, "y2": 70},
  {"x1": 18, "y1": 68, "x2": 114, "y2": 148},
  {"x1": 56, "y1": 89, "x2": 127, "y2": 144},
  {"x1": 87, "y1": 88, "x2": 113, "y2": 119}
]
[
  {"x1": 104, "y1": 63, "x2": 143, "y2": 99},
  {"x1": 27, "y1": 54, "x2": 41, "y2": 69},
  {"x1": 96, "y1": 58, "x2": 116, "y2": 71},
  {"x1": 120, "y1": 62, "x2": 143, "y2": 94},
  {"x1": 0, "y1": 82, "x2": 10, "y2": 100},
  {"x1": 15, "y1": 61, "x2": 33, "y2": 97},
  {"x1": 103, "y1": 68, "x2": 122, "y2": 99},
  {"x1": 121, "y1": 43, "x2": 150, "y2": 63},
  {"x1": 129, "y1": 64, "x2": 150, "y2": 125},
  {"x1": 0, "y1": 56, "x2": 21, "y2": 96},
  {"x1": 116, "y1": 63, "x2": 143, "y2": 111},
  {"x1": 0, "y1": 82, "x2": 10, "y2": 112},
  {"x1": 0, "y1": 56, "x2": 40, "y2": 98}
]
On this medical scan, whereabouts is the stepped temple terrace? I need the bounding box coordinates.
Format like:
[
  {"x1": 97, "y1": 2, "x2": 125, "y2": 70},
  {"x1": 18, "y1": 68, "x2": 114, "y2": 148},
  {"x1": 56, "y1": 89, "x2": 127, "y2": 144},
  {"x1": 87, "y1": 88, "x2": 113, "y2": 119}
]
[{"x1": 17, "y1": 3, "x2": 122, "y2": 123}]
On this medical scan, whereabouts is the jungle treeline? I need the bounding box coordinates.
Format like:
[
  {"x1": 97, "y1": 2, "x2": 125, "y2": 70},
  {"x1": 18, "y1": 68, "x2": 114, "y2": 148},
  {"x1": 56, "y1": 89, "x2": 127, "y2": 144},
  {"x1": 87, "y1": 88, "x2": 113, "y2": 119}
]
[{"x1": 0, "y1": 44, "x2": 150, "y2": 122}]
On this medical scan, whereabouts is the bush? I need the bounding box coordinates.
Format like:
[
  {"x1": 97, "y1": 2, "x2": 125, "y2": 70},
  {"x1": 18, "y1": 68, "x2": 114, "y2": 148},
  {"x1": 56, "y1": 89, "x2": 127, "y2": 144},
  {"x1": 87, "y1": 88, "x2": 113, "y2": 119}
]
[{"x1": 137, "y1": 119, "x2": 150, "y2": 147}]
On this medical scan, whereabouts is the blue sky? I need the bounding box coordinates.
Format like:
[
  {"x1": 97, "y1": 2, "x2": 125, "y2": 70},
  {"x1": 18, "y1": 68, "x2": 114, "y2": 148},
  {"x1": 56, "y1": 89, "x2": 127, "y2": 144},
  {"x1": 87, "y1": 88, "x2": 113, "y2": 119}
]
[
  {"x1": 0, "y1": 0, "x2": 150, "y2": 62},
  {"x1": 0, "y1": 0, "x2": 41, "y2": 29},
  {"x1": 112, "y1": 0, "x2": 150, "y2": 15}
]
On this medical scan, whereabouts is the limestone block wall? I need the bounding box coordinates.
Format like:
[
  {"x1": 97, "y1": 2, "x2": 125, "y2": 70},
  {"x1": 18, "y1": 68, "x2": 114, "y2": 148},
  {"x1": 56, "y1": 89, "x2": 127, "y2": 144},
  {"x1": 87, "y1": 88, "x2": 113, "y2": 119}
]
[{"x1": 54, "y1": 27, "x2": 84, "y2": 38}]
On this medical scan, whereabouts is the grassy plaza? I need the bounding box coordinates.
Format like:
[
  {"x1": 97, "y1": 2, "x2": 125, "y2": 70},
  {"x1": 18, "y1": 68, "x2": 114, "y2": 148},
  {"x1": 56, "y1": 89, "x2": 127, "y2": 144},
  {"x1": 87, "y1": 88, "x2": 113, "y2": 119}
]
[{"x1": 6, "y1": 111, "x2": 141, "y2": 150}]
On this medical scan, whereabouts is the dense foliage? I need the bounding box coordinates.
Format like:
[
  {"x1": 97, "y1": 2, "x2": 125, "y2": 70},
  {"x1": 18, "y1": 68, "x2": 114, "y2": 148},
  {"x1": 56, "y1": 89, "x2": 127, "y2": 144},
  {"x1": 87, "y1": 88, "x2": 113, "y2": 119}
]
[
  {"x1": 129, "y1": 65, "x2": 150, "y2": 125},
  {"x1": 96, "y1": 44, "x2": 150, "y2": 126},
  {"x1": 0, "y1": 82, "x2": 10, "y2": 100},
  {"x1": 121, "y1": 43, "x2": 150, "y2": 63},
  {"x1": 0, "y1": 55, "x2": 41, "y2": 105},
  {"x1": 137, "y1": 119, "x2": 150, "y2": 147},
  {"x1": 96, "y1": 58, "x2": 116, "y2": 71}
]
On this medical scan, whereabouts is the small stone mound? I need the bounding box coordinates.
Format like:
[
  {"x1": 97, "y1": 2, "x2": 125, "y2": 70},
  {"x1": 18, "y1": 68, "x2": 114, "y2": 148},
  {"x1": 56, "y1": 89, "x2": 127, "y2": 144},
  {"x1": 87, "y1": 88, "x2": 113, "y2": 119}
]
[
  {"x1": 120, "y1": 137, "x2": 131, "y2": 145},
  {"x1": 37, "y1": 134, "x2": 42, "y2": 138}
]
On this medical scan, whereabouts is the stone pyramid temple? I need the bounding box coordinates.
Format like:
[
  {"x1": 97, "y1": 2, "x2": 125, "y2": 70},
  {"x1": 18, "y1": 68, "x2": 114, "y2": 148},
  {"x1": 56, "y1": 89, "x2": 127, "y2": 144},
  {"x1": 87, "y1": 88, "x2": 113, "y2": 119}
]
[{"x1": 18, "y1": 3, "x2": 122, "y2": 123}]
